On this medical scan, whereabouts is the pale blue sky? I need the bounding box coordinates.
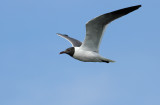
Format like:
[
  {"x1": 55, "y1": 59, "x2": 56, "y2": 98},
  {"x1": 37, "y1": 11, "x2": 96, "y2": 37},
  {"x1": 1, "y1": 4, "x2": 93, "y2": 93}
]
[{"x1": 0, "y1": 0, "x2": 160, "y2": 105}]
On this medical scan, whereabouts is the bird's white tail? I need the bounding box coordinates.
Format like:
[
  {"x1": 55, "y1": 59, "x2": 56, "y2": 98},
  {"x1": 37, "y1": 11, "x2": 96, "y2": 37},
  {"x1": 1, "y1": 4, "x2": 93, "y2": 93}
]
[{"x1": 101, "y1": 57, "x2": 115, "y2": 63}]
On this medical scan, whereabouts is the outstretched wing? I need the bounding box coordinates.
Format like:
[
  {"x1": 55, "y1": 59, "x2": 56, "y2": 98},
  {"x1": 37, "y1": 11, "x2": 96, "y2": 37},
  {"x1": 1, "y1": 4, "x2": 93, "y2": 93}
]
[
  {"x1": 57, "y1": 33, "x2": 82, "y2": 47},
  {"x1": 80, "y1": 5, "x2": 141, "y2": 52}
]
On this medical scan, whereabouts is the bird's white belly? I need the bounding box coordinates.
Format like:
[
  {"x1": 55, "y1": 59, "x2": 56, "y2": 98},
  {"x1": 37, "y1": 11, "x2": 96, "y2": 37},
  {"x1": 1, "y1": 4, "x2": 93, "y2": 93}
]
[{"x1": 73, "y1": 47, "x2": 101, "y2": 62}]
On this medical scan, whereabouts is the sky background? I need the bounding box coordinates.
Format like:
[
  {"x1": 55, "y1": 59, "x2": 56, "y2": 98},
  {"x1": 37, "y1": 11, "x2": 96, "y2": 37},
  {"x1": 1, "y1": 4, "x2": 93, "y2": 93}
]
[{"x1": 0, "y1": 0, "x2": 160, "y2": 105}]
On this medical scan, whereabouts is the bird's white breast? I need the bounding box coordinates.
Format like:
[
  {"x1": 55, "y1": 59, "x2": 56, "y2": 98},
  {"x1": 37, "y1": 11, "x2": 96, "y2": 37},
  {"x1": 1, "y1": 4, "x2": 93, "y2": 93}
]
[{"x1": 73, "y1": 47, "x2": 101, "y2": 62}]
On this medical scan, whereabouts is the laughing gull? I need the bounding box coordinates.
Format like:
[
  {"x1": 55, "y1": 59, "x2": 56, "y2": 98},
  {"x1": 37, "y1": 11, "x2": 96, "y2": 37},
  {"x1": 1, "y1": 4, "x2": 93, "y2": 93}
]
[{"x1": 57, "y1": 5, "x2": 141, "y2": 63}]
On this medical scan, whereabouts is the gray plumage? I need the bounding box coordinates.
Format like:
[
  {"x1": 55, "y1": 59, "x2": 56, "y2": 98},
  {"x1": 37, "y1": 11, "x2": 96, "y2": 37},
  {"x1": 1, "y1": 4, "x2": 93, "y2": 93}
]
[
  {"x1": 57, "y1": 33, "x2": 82, "y2": 47},
  {"x1": 80, "y1": 5, "x2": 141, "y2": 52}
]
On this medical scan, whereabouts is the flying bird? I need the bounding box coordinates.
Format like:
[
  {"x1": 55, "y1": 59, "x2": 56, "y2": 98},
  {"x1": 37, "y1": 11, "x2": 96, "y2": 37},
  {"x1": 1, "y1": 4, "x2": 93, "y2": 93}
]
[{"x1": 57, "y1": 5, "x2": 141, "y2": 63}]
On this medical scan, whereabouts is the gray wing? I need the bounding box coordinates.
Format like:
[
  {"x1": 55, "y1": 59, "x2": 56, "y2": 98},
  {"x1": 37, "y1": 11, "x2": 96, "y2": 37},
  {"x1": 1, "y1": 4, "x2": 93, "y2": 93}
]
[
  {"x1": 57, "y1": 33, "x2": 82, "y2": 47},
  {"x1": 80, "y1": 5, "x2": 141, "y2": 52}
]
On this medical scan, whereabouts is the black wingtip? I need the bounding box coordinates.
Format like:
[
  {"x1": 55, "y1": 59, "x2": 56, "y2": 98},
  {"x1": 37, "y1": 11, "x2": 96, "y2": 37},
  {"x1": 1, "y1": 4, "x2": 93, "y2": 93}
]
[
  {"x1": 127, "y1": 5, "x2": 142, "y2": 11},
  {"x1": 128, "y1": 5, "x2": 142, "y2": 12},
  {"x1": 111, "y1": 4, "x2": 142, "y2": 16},
  {"x1": 133, "y1": 5, "x2": 142, "y2": 9},
  {"x1": 56, "y1": 33, "x2": 68, "y2": 37},
  {"x1": 134, "y1": 5, "x2": 141, "y2": 7}
]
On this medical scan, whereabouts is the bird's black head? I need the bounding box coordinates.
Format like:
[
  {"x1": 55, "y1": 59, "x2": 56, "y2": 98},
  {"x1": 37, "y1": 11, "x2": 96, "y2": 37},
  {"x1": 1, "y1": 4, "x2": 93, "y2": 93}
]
[{"x1": 59, "y1": 47, "x2": 75, "y2": 56}]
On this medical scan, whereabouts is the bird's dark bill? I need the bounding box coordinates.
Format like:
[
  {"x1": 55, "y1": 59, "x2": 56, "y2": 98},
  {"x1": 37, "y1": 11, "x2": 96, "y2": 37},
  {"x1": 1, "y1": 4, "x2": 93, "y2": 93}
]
[{"x1": 59, "y1": 51, "x2": 66, "y2": 54}]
